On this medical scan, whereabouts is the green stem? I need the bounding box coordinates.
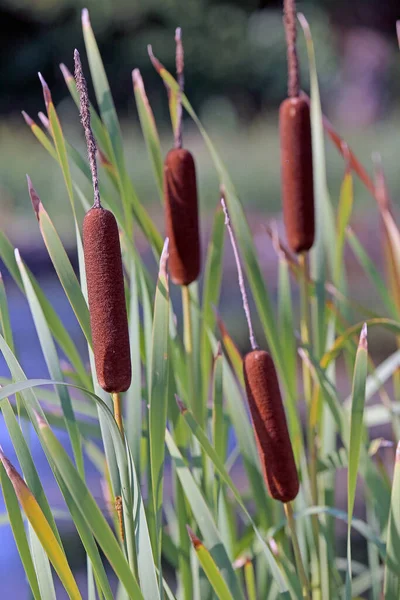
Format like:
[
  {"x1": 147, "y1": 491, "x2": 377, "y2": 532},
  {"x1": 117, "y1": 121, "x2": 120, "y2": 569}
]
[
  {"x1": 299, "y1": 253, "x2": 320, "y2": 597},
  {"x1": 284, "y1": 502, "x2": 311, "y2": 600},
  {"x1": 182, "y1": 285, "x2": 196, "y2": 416}
]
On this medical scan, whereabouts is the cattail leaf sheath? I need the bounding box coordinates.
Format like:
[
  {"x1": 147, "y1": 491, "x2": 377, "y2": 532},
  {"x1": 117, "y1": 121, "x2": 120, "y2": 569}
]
[
  {"x1": 280, "y1": 96, "x2": 315, "y2": 254},
  {"x1": 243, "y1": 350, "x2": 299, "y2": 503},
  {"x1": 83, "y1": 207, "x2": 131, "y2": 393},
  {"x1": 164, "y1": 148, "x2": 200, "y2": 285}
]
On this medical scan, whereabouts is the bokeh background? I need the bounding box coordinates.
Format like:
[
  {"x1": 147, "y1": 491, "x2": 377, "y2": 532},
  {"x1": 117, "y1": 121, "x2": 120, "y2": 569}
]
[{"x1": 1, "y1": 0, "x2": 400, "y2": 596}]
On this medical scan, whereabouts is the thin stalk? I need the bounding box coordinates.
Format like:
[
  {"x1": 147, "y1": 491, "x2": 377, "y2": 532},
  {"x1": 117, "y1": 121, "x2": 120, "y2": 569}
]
[
  {"x1": 299, "y1": 255, "x2": 318, "y2": 502},
  {"x1": 112, "y1": 392, "x2": 124, "y2": 437},
  {"x1": 284, "y1": 502, "x2": 311, "y2": 600},
  {"x1": 182, "y1": 285, "x2": 207, "y2": 493},
  {"x1": 176, "y1": 476, "x2": 193, "y2": 600},
  {"x1": 299, "y1": 253, "x2": 320, "y2": 597},
  {"x1": 299, "y1": 254, "x2": 312, "y2": 402},
  {"x1": 182, "y1": 285, "x2": 197, "y2": 417}
]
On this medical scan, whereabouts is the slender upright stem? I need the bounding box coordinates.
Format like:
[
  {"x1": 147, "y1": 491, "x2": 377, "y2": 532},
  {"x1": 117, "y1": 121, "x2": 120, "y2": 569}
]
[
  {"x1": 283, "y1": 0, "x2": 300, "y2": 98},
  {"x1": 175, "y1": 27, "x2": 184, "y2": 149},
  {"x1": 112, "y1": 392, "x2": 124, "y2": 437},
  {"x1": 111, "y1": 391, "x2": 126, "y2": 548},
  {"x1": 299, "y1": 253, "x2": 320, "y2": 596},
  {"x1": 284, "y1": 502, "x2": 311, "y2": 600},
  {"x1": 221, "y1": 195, "x2": 258, "y2": 351},
  {"x1": 182, "y1": 285, "x2": 196, "y2": 414}
]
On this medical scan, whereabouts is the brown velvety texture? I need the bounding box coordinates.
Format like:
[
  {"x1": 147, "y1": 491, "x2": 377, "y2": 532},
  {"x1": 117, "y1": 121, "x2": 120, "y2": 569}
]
[
  {"x1": 164, "y1": 148, "x2": 201, "y2": 285},
  {"x1": 83, "y1": 207, "x2": 131, "y2": 393},
  {"x1": 280, "y1": 96, "x2": 315, "y2": 254},
  {"x1": 243, "y1": 350, "x2": 299, "y2": 503}
]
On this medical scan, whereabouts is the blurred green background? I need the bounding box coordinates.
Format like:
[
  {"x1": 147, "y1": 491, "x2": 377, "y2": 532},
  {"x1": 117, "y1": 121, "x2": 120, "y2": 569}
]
[{"x1": 1, "y1": 0, "x2": 400, "y2": 250}]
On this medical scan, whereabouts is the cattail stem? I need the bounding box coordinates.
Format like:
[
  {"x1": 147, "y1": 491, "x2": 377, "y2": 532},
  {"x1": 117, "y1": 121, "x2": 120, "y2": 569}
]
[
  {"x1": 221, "y1": 195, "x2": 258, "y2": 351},
  {"x1": 112, "y1": 395, "x2": 126, "y2": 544},
  {"x1": 284, "y1": 502, "x2": 311, "y2": 599},
  {"x1": 175, "y1": 27, "x2": 184, "y2": 149},
  {"x1": 299, "y1": 253, "x2": 312, "y2": 403},
  {"x1": 182, "y1": 285, "x2": 196, "y2": 415},
  {"x1": 283, "y1": 0, "x2": 300, "y2": 98},
  {"x1": 299, "y1": 253, "x2": 320, "y2": 556},
  {"x1": 112, "y1": 392, "x2": 124, "y2": 437}
]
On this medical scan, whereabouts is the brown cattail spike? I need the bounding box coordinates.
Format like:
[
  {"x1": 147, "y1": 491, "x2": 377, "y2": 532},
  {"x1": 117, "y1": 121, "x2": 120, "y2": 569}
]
[
  {"x1": 283, "y1": 0, "x2": 300, "y2": 98},
  {"x1": 164, "y1": 148, "x2": 200, "y2": 285},
  {"x1": 243, "y1": 350, "x2": 299, "y2": 503},
  {"x1": 75, "y1": 49, "x2": 131, "y2": 393},
  {"x1": 280, "y1": 96, "x2": 315, "y2": 253},
  {"x1": 83, "y1": 208, "x2": 131, "y2": 392}
]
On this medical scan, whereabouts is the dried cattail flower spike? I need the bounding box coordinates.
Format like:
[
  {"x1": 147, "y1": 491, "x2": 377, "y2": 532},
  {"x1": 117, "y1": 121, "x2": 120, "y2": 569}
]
[
  {"x1": 163, "y1": 28, "x2": 201, "y2": 286},
  {"x1": 75, "y1": 50, "x2": 131, "y2": 396},
  {"x1": 280, "y1": 0, "x2": 315, "y2": 254},
  {"x1": 221, "y1": 198, "x2": 299, "y2": 503}
]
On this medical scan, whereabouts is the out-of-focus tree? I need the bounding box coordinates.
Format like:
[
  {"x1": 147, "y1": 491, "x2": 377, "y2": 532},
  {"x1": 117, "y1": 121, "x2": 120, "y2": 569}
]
[{"x1": 0, "y1": 0, "x2": 398, "y2": 120}]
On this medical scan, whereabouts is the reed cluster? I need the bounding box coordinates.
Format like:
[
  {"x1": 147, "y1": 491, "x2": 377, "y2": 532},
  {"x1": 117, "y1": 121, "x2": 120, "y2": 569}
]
[{"x1": 0, "y1": 3, "x2": 399, "y2": 600}]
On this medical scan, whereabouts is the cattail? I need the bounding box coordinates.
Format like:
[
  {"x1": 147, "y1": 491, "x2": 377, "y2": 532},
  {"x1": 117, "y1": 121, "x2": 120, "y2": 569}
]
[
  {"x1": 280, "y1": 0, "x2": 314, "y2": 254},
  {"x1": 163, "y1": 28, "x2": 200, "y2": 286},
  {"x1": 75, "y1": 49, "x2": 131, "y2": 395},
  {"x1": 243, "y1": 350, "x2": 299, "y2": 502},
  {"x1": 83, "y1": 207, "x2": 131, "y2": 393},
  {"x1": 221, "y1": 197, "x2": 299, "y2": 503}
]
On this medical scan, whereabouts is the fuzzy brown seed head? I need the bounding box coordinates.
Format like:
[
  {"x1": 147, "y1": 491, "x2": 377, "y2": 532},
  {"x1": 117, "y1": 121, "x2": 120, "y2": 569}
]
[
  {"x1": 164, "y1": 148, "x2": 201, "y2": 286},
  {"x1": 243, "y1": 350, "x2": 299, "y2": 503},
  {"x1": 83, "y1": 207, "x2": 131, "y2": 393},
  {"x1": 280, "y1": 96, "x2": 315, "y2": 254}
]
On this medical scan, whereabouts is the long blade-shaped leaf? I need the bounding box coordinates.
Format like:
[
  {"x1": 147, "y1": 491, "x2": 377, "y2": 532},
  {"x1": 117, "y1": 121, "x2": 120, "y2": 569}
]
[
  {"x1": 16, "y1": 250, "x2": 83, "y2": 475},
  {"x1": 384, "y1": 443, "x2": 400, "y2": 599},
  {"x1": 165, "y1": 429, "x2": 246, "y2": 600},
  {"x1": 27, "y1": 178, "x2": 92, "y2": 345},
  {"x1": 149, "y1": 240, "x2": 170, "y2": 585},
  {"x1": 187, "y1": 527, "x2": 235, "y2": 600},
  {"x1": 133, "y1": 69, "x2": 163, "y2": 202},
  {"x1": 346, "y1": 324, "x2": 368, "y2": 598},
  {"x1": 0, "y1": 461, "x2": 41, "y2": 600},
  {"x1": 0, "y1": 449, "x2": 82, "y2": 600}
]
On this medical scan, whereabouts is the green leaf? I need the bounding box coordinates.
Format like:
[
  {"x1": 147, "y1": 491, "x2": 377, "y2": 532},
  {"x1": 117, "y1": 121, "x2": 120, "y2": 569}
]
[
  {"x1": 82, "y1": 9, "x2": 125, "y2": 179},
  {"x1": 27, "y1": 178, "x2": 92, "y2": 346},
  {"x1": 148, "y1": 51, "x2": 286, "y2": 395},
  {"x1": 133, "y1": 69, "x2": 163, "y2": 202},
  {"x1": 126, "y1": 257, "x2": 142, "y2": 478},
  {"x1": 187, "y1": 528, "x2": 235, "y2": 600},
  {"x1": 346, "y1": 228, "x2": 398, "y2": 319},
  {"x1": 165, "y1": 429, "x2": 246, "y2": 600},
  {"x1": 0, "y1": 398, "x2": 62, "y2": 545},
  {"x1": 0, "y1": 448, "x2": 82, "y2": 600},
  {"x1": 22, "y1": 111, "x2": 58, "y2": 160},
  {"x1": 176, "y1": 399, "x2": 293, "y2": 596},
  {"x1": 0, "y1": 273, "x2": 14, "y2": 351},
  {"x1": 0, "y1": 461, "x2": 41, "y2": 600},
  {"x1": 149, "y1": 241, "x2": 170, "y2": 582},
  {"x1": 346, "y1": 324, "x2": 368, "y2": 598},
  {"x1": 0, "y1": 230, "x2": 90, "y2": 388},
  {"x1": 46, "y1": 99, "x2": 75, "y2": 214},
  {"x1": 16, "y1": 250, "x2": 84, "y2": 476},
  {"x1": 201, "y1": 205, "x2": 225, "y2": 403},
  {"x1": 2, "y1": 381, "x2": 143, "y2": 599},
  {"x1": 59, "y1": 62, "x2": 112, "y2": 157},
  {"x1": 299, "y1": 13, "x2": 335, "y2": 357},
  {"x1": 384, "y1": 443, "x2": 400, "y2": 599}
]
